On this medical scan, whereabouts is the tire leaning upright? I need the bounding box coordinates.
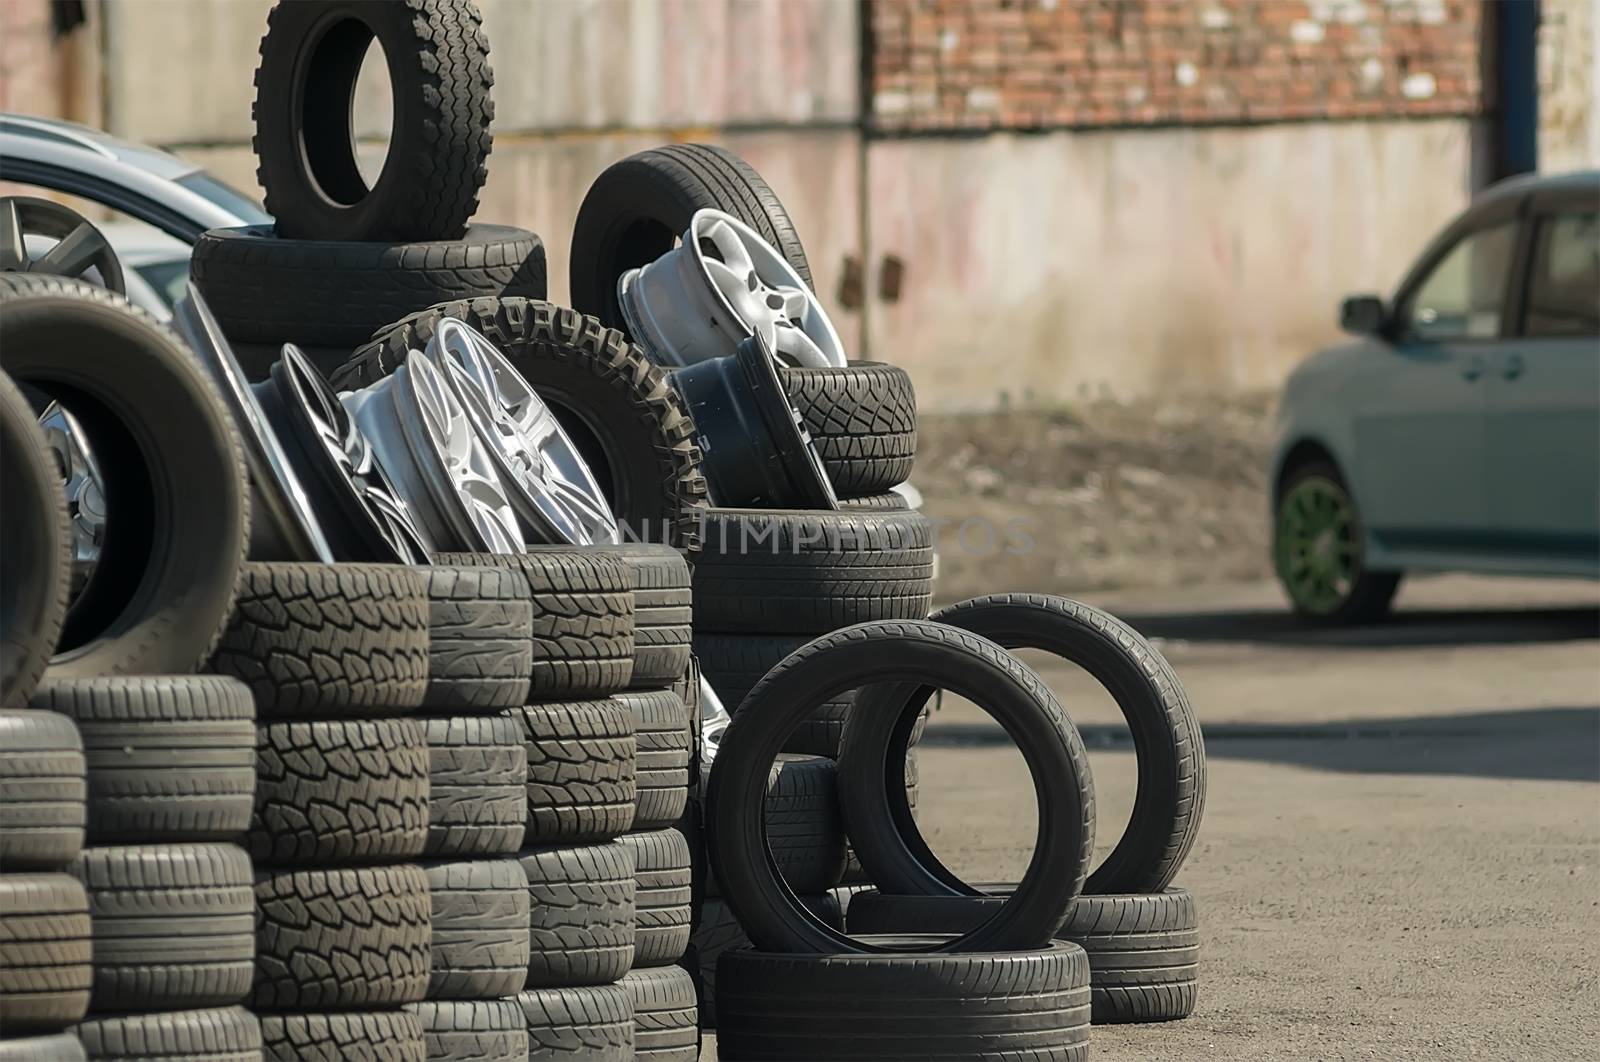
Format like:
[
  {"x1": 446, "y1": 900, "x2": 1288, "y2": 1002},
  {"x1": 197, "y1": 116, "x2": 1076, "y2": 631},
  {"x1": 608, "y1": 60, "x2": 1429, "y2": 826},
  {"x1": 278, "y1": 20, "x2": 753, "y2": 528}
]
[{"x1": 0, "y1": 371, "x2": 69, "y2": 708}]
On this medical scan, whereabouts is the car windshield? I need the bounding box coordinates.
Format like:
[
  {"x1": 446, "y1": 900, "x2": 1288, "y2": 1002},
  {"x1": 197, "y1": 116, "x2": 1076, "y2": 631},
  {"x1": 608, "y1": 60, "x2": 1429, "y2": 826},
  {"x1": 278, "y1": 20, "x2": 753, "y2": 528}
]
[{"x1": 175, "y1": 171, "x2": 270, "y2": 226}]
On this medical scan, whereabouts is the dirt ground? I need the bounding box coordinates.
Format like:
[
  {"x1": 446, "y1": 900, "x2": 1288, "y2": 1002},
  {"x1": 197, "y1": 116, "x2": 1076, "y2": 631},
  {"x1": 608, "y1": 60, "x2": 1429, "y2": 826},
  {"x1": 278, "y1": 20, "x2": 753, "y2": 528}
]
[
  {"x1": 913, "y1": 393, "x2": 1277, "y2": 602},
  {"x1": 704, "y1": 574, "x2": 1600, "y2": 1061}
]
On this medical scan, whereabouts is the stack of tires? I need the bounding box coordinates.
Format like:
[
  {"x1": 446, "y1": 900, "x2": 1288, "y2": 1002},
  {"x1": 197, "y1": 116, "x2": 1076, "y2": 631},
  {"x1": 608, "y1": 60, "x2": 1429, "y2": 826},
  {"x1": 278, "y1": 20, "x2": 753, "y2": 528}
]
[
  {"x1": 189, "y1": 0, "x2": 546, "y2": 380},
  {"x1": 205, "y1": 562, "x2": 439, "y2": 1060}
]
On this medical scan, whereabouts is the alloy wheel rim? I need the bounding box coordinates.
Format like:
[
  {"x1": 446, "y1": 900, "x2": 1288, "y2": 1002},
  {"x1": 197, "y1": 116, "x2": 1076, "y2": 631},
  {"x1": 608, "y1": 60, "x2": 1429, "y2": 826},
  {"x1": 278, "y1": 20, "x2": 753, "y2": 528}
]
[{"x1": 1277, "y1": 476, "x2": 1360, "y2": 614}]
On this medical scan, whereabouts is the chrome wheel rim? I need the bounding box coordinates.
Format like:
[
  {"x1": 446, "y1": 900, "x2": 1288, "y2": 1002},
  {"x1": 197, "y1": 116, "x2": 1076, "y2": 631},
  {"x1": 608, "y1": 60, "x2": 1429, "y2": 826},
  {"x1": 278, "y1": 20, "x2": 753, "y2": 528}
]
[
  {"x1": 38, "y1": 401, "x2": 105, "y2": 601},
  {"x1": 1276, "y1": 476, "x2": 1360, "y2": 614},
  {"x1": 424, "y1": 318, "x2": 619, "y2": 545}
]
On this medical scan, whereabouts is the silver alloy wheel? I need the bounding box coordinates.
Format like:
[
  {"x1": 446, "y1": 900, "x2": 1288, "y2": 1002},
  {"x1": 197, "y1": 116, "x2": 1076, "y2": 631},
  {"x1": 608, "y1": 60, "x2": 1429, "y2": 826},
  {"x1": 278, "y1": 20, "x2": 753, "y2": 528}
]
[
  {"x1": 423, "y1": 318, "x2": 620, "y2": 545},
  {"x1": 341, "y1": 350, "x2": 526, "y2": 555},
  {"x1": 700, "y1": 676, "x2": 731, "y2": 769},
  {"x1": 617, "y1": 208, "x2": 845, "y2": 369},
  {"x1": 172, "y1": 291, "x2": 334, "y2": 563},
  {"x1": 37, "y1": 401, "x2": 105, "y2": 601}
]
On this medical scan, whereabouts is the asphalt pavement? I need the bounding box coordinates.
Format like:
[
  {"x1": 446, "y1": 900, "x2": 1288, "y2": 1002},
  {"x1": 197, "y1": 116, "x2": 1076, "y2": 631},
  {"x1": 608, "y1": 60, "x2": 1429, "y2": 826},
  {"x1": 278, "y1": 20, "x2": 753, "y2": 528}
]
[{"x1": 705, "y1": 574, "x2": 1600, "y2": 1061}]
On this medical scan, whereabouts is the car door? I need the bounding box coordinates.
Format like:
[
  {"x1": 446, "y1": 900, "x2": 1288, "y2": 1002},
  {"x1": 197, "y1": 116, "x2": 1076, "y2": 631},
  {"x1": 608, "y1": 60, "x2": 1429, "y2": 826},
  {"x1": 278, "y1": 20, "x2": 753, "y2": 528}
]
[
  {"x1": 1484, "y1": 190, "x2": 1600, "y2": 567},
  {"x1": 1349, "y1": 213, "x2": 1522, "y2": 551}
]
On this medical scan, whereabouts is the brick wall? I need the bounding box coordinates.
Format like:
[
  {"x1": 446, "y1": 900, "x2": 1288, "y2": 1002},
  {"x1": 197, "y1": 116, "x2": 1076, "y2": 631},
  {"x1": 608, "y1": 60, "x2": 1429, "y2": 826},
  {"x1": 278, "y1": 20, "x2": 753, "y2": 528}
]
[{"x1": 869, "y1": 0, "x2": 1486, "y2": 132}]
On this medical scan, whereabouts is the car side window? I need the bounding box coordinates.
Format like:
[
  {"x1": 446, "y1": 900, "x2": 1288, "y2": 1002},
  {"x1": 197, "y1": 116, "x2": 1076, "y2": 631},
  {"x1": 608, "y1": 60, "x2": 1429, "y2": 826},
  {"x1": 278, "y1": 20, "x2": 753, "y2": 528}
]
[
  {"x1": 1400, "y1": 222, "x2": 1518, "y2": 341},
  {"x1": 1523, "y1": 211, "x2": 1599, "y2": 338}
]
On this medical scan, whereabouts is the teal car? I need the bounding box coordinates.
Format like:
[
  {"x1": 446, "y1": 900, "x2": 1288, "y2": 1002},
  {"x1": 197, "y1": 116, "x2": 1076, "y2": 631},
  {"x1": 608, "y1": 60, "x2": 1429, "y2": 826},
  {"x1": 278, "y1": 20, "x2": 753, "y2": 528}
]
[{"x1": 1272, "y1": 170, "x2": 1600, "y2": 622}]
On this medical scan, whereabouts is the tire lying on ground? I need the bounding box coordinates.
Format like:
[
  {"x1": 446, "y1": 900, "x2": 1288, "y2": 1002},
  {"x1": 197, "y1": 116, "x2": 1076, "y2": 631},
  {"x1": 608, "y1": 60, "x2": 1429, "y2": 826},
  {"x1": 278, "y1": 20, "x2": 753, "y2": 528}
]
[
  {"x1": 0, "y1": 710, "x2": 86, "y2": 869},
  {"x1": 570, "y1": 143, "x2": 812, "y2": 332},
  {"x1": 422, "y1": 859, "x2": 530, "y2": 1000},
  {"x1": 707, "y1": 621, "x2": 1094, "y2": 953},
  {"x1": 855, "y1": 594, "x2": 1205, "y2": 896},
  {"x1": 705, "y1": 754, "x2": 845, "y2": 897},
  {"x1": 419, "y1": 564, "x2": 535, "y2": 711},
  {"x1": 692, "y1": 509, "x2": 934, "y2": 633},
  {"x1": 845, "y1": 886, "x2": 1200, "y2": 1024},
  {"x1": 250, "y1": 718, "x2": 429, "y2": 866},
  {"x1": 252, "y1": 865, "x2": 431, "y2": 1010},
  {"x1": 519, "y1": 840, "x2": 636, "y2": 988},
  {"x1": 251, "y1": 0, "x2": 493, "y2": 242},
  {"x1": 207, "y1": 562, "x2": 429, "y2": 718},
  {"x1": 777, "y1": 362, "x2": 916, "y2": 499},
  {"x1": 336, "y1": 300, "x2": 709, "y2": 549},
  {"x1": 421, "y1": 712, "x2": 527, "y2": 858},
  {"x1": 70, "y1": 844, "x2": 254, "y2": 1012},
  {"x1": 620, "y1": 966, "x2": 699, "y2": 1062},
  {"x1": 0, "y1": 275, "x2": 249, "y2": 684},
  {"x1": 433, "y1": 549, "x2": 635, "y2": 700},
  {"x1": 403, "y1": 1001, "x2": 526, "y2": 1062},
  {"x1": 190, "y1": 226, "x2": 546, "y2": 349},
  {"x1": 257, "y1": 1011, "x2": 424, "y2": 1061},
  {"x1": 517, "y1": 984, "x2": 632, "y2": 1061},
  {"x1": 715, "y1": 940, "x2": 1090, "y2": 1061},
  {"x1": 33, "y1": 677, "x2": 254, "y2": 843},
  {"x1": 618, "y1": 829, "x2": 692, "y2": 968},
  {"x1": 690, "y1": 894, "x2": 841, "y2": 1029},
  {"x1": 73, "y1": 1007, "x2": 262, "y2": 1062},
  {"x1": 517, "y1": 700, "x2": 637, "y2": 844},
  {"x1": 619, "y1": 690, "x2": 690, "y2": 831},
  {"x1": 0, "y1": 873, "x2": 91, "y2": 1032},
  {"x1": 0, "y1": 371, "x2": 69, "y2": 708}
]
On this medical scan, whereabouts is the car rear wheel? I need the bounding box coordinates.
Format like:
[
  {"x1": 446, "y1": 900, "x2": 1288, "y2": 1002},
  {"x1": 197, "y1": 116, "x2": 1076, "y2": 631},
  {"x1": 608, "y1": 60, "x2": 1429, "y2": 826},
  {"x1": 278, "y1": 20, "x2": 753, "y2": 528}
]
[{"x1": 1274, "y1": 461, "x2": 1399, "y2": 623}]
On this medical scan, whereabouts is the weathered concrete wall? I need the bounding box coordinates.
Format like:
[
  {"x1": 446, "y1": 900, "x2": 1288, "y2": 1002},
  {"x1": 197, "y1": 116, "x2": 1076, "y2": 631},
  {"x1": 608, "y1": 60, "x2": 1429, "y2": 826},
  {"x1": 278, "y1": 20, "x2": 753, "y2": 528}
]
[
  {"x1": 1538, "y1": 0, "x2": 1600, "y2": 173},
  {"x1": 864, "y1": 118, "x2": 1475, "y2": 411}
]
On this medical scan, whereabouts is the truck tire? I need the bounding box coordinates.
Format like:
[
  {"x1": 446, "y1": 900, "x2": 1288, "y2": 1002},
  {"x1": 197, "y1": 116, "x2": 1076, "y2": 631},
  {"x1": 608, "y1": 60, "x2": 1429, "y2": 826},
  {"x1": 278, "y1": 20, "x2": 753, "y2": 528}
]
[
  {"x1": 570, "y1": 143, "x2": 811, "y2": 332},
  {"x1": 337, "y1": 300, "x2": 709, "y2": 550},
  {"x1": 33, "y1": 677, "x2": 254, "y2": 843},
  {"x1": 252, "y1": 0, "x2": 493, "y2": 241},
  {"x1": 191, "y1": 225, "x2": 545, "y2": 347}
]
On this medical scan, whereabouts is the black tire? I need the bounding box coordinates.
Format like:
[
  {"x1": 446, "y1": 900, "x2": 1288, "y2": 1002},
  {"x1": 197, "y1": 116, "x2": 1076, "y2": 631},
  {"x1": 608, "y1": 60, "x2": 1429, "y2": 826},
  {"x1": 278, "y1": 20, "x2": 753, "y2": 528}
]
[
  {"x1": 519, "y1": 841, "x2": 636, "y2": 988},
  {"x1": 569, "y1": 143, "x2": 811, "y2": 332},
  {"x1": 403, "y1": 1001, "x2": 525, "y2": 1062},
  {"x1": 715, "y1": 941, "x2": 1091, "y2": 1060},
  {"x1": 705, "y1": 755, "x2": 845, "y2": 897},
  {"x1": 0, "y1": 873, "x2": 91, "y2": 1032},
  {"x1": 252, "y1": 865, "x2": 431, "y2": 1010},
  {"x1": 421, "y1": 712, "x2": 527, "y2": 858},
  {"x1": 904, "y1": 594, "x2": 1203, "y2": 895},
  {"x1": 32, "y1": 677, "x2": 254, "y2": 843},
  {"x1": 422, "y1": 859, "x2": 530, "y2": 1000},
  {"x1": 250, "y1": 718, "x2": 428, "y2": 867},
  {"x1": 1274, "y1": 460, "x2": 1402, "y2": 624},
  {"x1": 0, "y1": 710, "x2": 86, "y2": 869},
  {"x1": 618, "y1": 829, "x2": 691, "y2": 968},
  {"x1": 517, "y1": 984, "x2": 632, "y2": 1061},
  {"x1": 190, "y1": 225, "x2": 545, "y2": 348},
  {"x1": 707, "y1": 621, "x2": 1094, "y2": 954},
  {"x1": 70, "y1": 844, "x2": 254, "y2": 1012},
  {"x1": 419, "y1": 563, "x2": 535, "y2": 711},
  {"x1": 0, "y1": 372, "x2": 69, "y2": 708},
  {"x1": 777, "y1": 363, "x2": 916, "y2": 498},
  {"x1": 690, "y1": 894, "x2": 841, "y2": 1029},
  {"x1": 0, "y1": 1033, "x2": 85, "y2": 1062},
  {"x1": 837, "y1": 491, "x2": 910, "y2": 511},
  {"x1": 846, "y1": 887, "x2": 1199, "y2": 1025},
  {"x1": 432, "y1": 549, "x2": 635, "y2": 700},
  {"x1": 619, "y1": 966, "x2": 698, "y2": 1062},
  {"x1": 251, "y1": 0, "x2": 493, "y2": 241},
  {"x1": 609, "y1": 545, "x2": 692, "y2": 689},
  {"x1": 692, "y1": 509, "x2": 933, "y2": 633},
  {"x1": 695, "y1": 633, "x2": 868, "y2": 758},
  {"x1": 0, "y1": 275, "x2": 249, "y2": 683},
  {"x1": 207, "y1": 562, "x2": 429, "y2": 718},
  {"x1": 73, "y1": 1006, "x2": 262, "y2": 1061},
  {"x1": 336, "y1": 300, "x2": 709, "y2": 549},
  {"x1": 838, "y1": 751, "x2": 919, "y2": 886},
  {"x1": 518, "y1": 700, "x2": 637, "y2": 844},
  {"x1": 619, "y1": 690, "x2": 690, "y2": 831},
  {"x1": 259, "y1": 1011, "x2": 424, "y2": 1061}
]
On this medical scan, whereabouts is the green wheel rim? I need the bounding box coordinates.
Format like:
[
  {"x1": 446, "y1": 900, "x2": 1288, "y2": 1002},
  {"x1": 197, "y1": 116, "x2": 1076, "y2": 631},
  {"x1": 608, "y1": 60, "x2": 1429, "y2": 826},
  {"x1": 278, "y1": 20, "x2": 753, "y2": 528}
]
[{"x1": 1276, "y1": 476, "x2": 1361, "y2": 615}]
